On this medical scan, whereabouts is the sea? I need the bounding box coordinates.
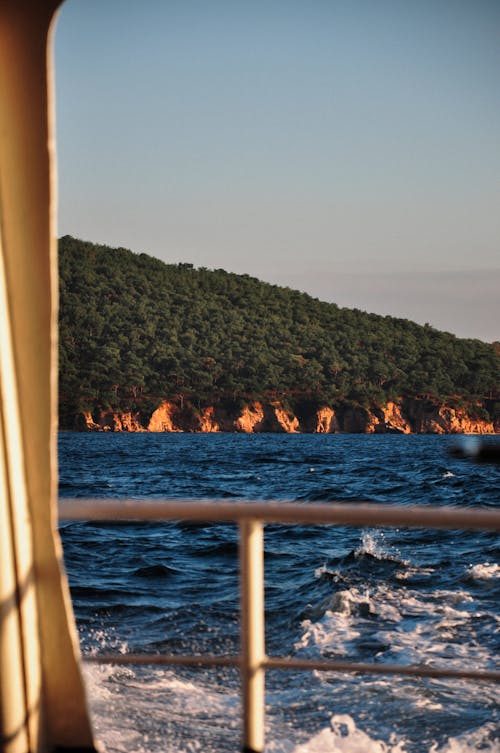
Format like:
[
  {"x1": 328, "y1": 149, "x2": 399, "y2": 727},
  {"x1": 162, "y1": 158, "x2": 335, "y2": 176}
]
[{"x1": 58, "y1": 433, "x2": 500, "y2": 753}]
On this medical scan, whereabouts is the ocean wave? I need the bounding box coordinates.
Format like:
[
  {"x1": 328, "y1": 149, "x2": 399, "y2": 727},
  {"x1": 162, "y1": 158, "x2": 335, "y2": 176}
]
[
  {"x1": 132, "y1": 564, "x2": 180, "y2": 578},
  {"x1": 296, "y1": 579, "x2": 499, "y2": 681},
  {"x1": 314, "y1": 530, "x2": 410, "y2": 589},
  {"x1": 295, "y1": 489, "x2": 369, "y2": 501}
]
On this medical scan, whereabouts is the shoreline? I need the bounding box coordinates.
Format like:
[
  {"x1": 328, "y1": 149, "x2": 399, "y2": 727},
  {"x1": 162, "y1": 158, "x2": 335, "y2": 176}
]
[{"x1": 65, "y1": 398, "x2": 498, "y2": 435}]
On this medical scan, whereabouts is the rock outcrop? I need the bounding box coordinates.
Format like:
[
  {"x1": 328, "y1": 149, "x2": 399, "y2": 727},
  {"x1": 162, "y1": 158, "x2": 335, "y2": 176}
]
[
  {"x1": 148, "y1": 402, "x2": 181, "y2": 432},
  {"x1": 196, "y1": 406, "x2": 221, "y2": 432},
  {"x1": 314, "y1": 407, "x2": 339, "y2": 433},
  {"x1": 402, "y1": 398, "x2": 495, "y2": 435},
  {"x1": 72, "y1": 397, "x2": 497, "y2": 434},
  {"x1": 272, "y1": 404, "x2": 300, "y2": 433},
  {"x1": 76, "y1": 410, "x2": 145, "y2": 432},
  {"x1": 234, "y1": 402, "x2": 266, "y2": 432},
  {"x1": 378, "y1": 401, "x2": 412, "y2": 434}
]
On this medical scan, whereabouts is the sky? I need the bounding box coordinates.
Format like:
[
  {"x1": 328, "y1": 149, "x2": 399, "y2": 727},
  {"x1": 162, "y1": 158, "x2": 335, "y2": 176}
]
[{"x1": 54, "y1": 0, "x2": 500, "y2": 343}]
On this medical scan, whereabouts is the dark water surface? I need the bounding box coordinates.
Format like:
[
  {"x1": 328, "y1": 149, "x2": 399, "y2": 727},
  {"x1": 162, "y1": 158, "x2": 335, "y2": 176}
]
[{"x1": 59, "y1": 433, "x2": 500, "y2": 753}]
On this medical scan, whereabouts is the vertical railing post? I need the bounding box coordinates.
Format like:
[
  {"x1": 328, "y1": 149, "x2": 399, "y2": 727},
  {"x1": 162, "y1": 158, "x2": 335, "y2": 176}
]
[{"x1": 239, "y1": 518, "x2": 265, "y2": 753}]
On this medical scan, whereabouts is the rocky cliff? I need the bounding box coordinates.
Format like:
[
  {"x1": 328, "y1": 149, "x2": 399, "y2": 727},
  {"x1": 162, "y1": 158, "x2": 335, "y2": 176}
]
[{"x1": 73, "y1": 398, "x2": 498, "y2": 434}]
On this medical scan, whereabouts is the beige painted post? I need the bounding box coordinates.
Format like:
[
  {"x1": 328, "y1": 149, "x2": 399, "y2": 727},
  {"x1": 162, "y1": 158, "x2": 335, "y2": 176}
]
[
  {"x1": 239, "y1": 519, "x2": 266, "y2": 753},
  {"x1": 0, "y1": 2, "x2": 96, "y2": 750}
]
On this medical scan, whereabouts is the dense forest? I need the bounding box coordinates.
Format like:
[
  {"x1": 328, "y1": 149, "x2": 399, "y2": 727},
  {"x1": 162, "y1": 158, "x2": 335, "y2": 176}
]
[{"x1": 58, "y1": 236, "x2": 499, "y2": 427}]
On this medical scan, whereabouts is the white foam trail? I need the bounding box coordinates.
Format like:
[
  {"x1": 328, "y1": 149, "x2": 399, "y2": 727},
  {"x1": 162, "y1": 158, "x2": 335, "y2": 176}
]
[
  {"x1": 82, "y1": 663, "x2": 240, "y2": 753},
  {"x1": 268, "y1": 716, "x2": 500, "y2": 753},
  {"x1": 83, "y1": 663, "x2": 500, "y2": 753}
]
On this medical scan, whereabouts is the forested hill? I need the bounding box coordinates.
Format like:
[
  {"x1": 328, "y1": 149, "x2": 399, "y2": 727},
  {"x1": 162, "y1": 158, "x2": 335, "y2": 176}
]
[{"x1": 58, "y1": 235, "x2": 499, "y2": 427}]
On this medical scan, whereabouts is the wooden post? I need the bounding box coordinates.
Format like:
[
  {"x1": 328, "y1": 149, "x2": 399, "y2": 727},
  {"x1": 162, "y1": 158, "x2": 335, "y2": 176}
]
[{"x1": 239, "y1": 519, "x2": 265, "y2": 753}]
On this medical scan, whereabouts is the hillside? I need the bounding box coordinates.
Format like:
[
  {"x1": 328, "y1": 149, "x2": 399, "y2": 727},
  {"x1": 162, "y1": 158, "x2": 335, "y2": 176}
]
[{"x1": 58, "y1": 236, "x2": 499, "y2": 432}]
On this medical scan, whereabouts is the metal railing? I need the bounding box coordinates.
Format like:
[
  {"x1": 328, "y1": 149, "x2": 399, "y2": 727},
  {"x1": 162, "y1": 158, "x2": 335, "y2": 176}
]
[{"x1": 59, "y1": 499, "x2": 500, "y2": 753}]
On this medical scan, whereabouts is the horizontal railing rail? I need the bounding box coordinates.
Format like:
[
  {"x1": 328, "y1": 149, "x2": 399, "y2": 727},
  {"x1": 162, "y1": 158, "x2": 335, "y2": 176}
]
[
  {"x1": 81, "y1": 650, "x2": 500, "y2": 682},
  {"x1": 59, "y1": 499, "x2": 500, "y2": 753},
  {"x1": 59, "y1": 498, "x2": 500, "y2": 530}
]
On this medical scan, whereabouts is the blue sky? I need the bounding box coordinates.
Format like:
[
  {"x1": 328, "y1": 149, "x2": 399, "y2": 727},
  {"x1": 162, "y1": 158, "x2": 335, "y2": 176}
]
[{"x1": 55, "y1": 0, "x2": 500, "y2": 342}]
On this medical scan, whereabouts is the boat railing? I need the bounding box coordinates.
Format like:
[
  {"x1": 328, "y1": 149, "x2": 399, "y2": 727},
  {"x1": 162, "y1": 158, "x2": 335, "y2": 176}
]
[{"x1": 59, "y1": 499, "x2": 500, "y2": 753}]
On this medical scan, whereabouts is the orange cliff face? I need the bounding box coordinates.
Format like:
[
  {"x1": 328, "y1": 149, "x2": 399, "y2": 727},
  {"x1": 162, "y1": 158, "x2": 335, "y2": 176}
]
[
  {"x1": 314, "y1": 407, "x2": 339, "y2": 433},
  {"x1": 234, "y1": 402, "x2": 300, "y2": 432},
  {"x1": 402, "y1": 398, "x2": 496, "y2": 435},
  {"x1": 76, "y1": 410, "x2": 145, "y2": 432},
  {"x1": 197, "y1": 406, "x2": 221, "y2": 432},
  {"x1": 234, "y1": 402, "x2": 265, "y2": 432},
  {"x1": 148, "y1": 402, "x2": 181, "y2": 432},
  {"x1": 272, "y1": 405, "x2": 300, "y2": 433},
  {"x1": 73, "y1": 398, "x2": 497, "y2": 434},
  {"x1": 114, "y1": 412, "x2": 146, "y2": 432},
  {"x1": 378, "y1": 402, "x2": 412, "y2": 434},
  {"x1": 433, "y1": 406, "x2": 495, "y2": 435}
]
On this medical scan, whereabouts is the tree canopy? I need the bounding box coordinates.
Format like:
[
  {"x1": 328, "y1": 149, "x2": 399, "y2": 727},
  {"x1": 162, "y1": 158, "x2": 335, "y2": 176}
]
[{"x1": 58, "y1": 236, "x2": 499, "y2": 425}]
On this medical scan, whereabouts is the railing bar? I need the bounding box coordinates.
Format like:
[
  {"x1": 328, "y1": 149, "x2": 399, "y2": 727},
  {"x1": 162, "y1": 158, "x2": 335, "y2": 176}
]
[
  {"x1": 59, "y1": 499, "x2": 500, "y2": 532},
  {"x1": 239, "y1": 519, "x2": 265, "y2": 753},
  {"x1": 263, "y1": 657, "x2": 500, "y2": 682},
  {"x1": 80, "y1": 653, "x2": 500, "y2": 683},
  {"x1": 82, "y1": 654, "x2": 240, "y2": 667}
]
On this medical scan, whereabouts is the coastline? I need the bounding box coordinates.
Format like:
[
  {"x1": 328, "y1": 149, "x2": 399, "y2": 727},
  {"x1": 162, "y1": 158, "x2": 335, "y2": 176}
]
[{"x1": 68, "y1": 397, "x2": 498, "y2": 435}]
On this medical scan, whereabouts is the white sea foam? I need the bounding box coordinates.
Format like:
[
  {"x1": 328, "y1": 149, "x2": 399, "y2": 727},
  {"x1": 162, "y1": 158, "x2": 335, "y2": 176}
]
[
  {"x1": 296, "y1": 580, "x2": 498, "y2": 678},
  {"x1": 268, "y1": 716, "x2": 500, "y2": 753},
  {"x1": 287, "y1": 715, "x2": 408, "y2": 752},
  {"x1": 83, "y1": 663, "x2": 239, "y2": 753},
  {"x1": 356, "y1": 530, "x2": 409, "y2": 567},
  {"x1": 466, "y1": 562, "x2": 500, "y2": 580},
  {"x1": 296, "y1": 612, "x2": 361, "y2": 658},
  {"x1": 84, "y1": 628, "x2": 129, "y2": 656},
  {"x1": 396, "y1": 565, "x2": 435, "y2": 581},
  {"x1": 83, "y1": 660, "x2": 499, "y2": 753},
  {"x1": 357, "y1": 531, "x2": 387, "y2": 559}
]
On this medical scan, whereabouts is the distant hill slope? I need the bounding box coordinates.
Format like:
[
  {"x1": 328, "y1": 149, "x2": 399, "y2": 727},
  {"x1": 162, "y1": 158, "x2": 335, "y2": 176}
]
[{"x1": 58, "y1": 236, "x2": 499, "y2": 430}]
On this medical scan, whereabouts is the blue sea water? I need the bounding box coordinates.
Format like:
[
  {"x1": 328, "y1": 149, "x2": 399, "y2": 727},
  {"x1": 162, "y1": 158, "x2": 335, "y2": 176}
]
[{"x1": 58, "y1": 433, "x2": 500, "y2": 753}]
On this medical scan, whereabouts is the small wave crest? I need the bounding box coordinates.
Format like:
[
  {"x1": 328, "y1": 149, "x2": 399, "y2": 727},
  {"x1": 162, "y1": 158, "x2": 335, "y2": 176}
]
[
  {"x1": 355, "y1": 531, "x2": 409, "y2": 566},
  {"x1": 318, "y1": 530, "x2": 409, "y2": 579},
  {"x1": 132, "y1": 564, "x2": 179, "y2": 578}
]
